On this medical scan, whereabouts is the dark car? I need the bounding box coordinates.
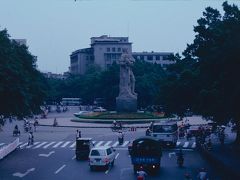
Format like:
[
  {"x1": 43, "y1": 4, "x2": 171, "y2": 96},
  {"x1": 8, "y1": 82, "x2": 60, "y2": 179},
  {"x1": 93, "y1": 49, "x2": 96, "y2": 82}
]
[{"x1": 75, "y1": 138, "x2": 94, "y2": 160}]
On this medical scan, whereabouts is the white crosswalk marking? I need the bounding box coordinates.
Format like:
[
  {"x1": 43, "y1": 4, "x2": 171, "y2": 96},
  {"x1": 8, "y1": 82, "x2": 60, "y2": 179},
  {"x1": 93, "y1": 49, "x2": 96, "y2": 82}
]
[
  {"x1": 112, "y1": 141, "x2": 119, "y2": 147},
  {"x1": 43, "y1": 142, "x2": 56, "y2": 149},
  {"x1": 20, "y1": 142, "x2": 28, "y2": 148},
  {"x1": 191, "y1": 142, "x2": 196, "y2": 148},
  {"x1": 61, "y1": 141, "x2": 71, "y2": 148},
  {"x1": 53, "y1": 141, "x2": 63, "y2": 148},
  {"x1": 183, "y1": 142, "x2": 189, "y2": 148},
  {"x1": 18, "y1": 142, "x2": 23, "y2": 146},
  {"x1": 70, "y1": 142, "x2": 76, "y2": 148},
  {"x1": 121, "y1": 141, "x2": 129, "y2": 147},
  {"x1": 95, "y1": 141, "x2": 104, "y2": 147},
  {"x1": 15, "y1": 140, "x2": 197, "y2": 150},
  {"x1": 26, "y1": 142, "x2": 40, "y2": 148},
  {"x1": 0, "y1": 143, "x2": 5, "y2": 146},
  {"x1": 103, "y1": 141, "x2": 112, "y2": 146},
  {"x1": 33, "y1": 142, "x2": 48, "y2": 149}
]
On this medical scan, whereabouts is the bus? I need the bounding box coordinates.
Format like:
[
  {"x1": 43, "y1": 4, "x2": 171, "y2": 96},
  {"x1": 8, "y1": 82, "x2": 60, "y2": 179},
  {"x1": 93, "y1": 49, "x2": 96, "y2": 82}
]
[
  {"x1": 149, "y1": 121, "x2": 178, "y2": 147},
  {"x1": 130, "y1": 137, "x2": 162, "y2": 174},
  {"x1": 61, "y1": 98, "x2": 82, "y2": 106}
]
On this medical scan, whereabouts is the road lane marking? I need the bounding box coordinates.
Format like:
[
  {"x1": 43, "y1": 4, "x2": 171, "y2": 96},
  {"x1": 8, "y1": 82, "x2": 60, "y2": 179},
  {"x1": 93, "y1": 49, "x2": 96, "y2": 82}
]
[
  {"x1": 0, "y1": 143, "x2": 5, "y2": 146},
  {"x1": 39, "y1": 151, "x2": 55, "y2": 157},
  {"x1": 13, "y1": 168, "x2": 35, "y2": 178},
  {"x1": 43, "y1": 142, "x2": 56, "y2": 149},
  {"x1": 61, "y1": 141, "x2": 71, "y2": 148},
  {"x1": 95, "y1": 141, "x2": 104, "y2": 147},
  {"x1": 168, "y1": 152, "x2": 176, "y2": 158},
  {"x1": 33, "y1": 142, "x2": 48, "y2": 149},
  {"x1": 121, "y1": 141, "x2": 129, "y2": 147},
  {"x1": 69, "y1": 142, "x2": 76, "y2": 148},
  {"x1": 20, "y1": 143, "x2": 28, "y2": 149},
  {"x1": 72, "y1": 155, "x2": 76, "y2": 160},
  {"x1": 52, "y1": 141, "x2": 63, "y2": 148},
  {"x1": 115, "y1": 153, "x2": 119, "y2": 159},
  {"x1": 192, "y1": 142, "x2": 196, "y2": 148},
  {"x1": 112, "y1": 142, "x2": 119, "y2": 147},
  {"x1": 104, "y1": 141, "x2": 112, "y2": 146},
  {"x1": 26, "y1": 142, "x2": 40, "y2": 148},
  {"x1": 114, "y1": 147, "x2": 128, "y2": 150},
  {"x1": 176, "y1": 141, "x2": 181, "y2": 146},
  {"x1": 55, "y1": 164, "x2": 66, "y2": 174},
  {"x1": 183, "y1": 142, "x2": 189, "y2": 148}
]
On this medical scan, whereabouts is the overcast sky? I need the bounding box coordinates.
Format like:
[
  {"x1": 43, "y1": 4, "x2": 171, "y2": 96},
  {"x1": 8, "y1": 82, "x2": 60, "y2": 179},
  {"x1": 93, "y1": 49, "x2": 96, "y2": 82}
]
[{"x1": 0, "y1": 0, "x2": 239, "y2": 73}]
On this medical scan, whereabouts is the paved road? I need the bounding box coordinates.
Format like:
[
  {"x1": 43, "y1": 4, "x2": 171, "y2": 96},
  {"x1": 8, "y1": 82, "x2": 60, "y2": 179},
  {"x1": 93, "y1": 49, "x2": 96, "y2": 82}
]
[
  {"x1": 0, "y1": 108, "x2": 227, "y2": 179},
  {"x1": 1, "y1": 126, "x2": 223, "y2": 179}
]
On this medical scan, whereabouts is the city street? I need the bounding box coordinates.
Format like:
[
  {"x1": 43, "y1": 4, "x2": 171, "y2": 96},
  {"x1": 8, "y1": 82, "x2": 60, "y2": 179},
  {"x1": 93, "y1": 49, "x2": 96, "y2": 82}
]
[{"x1": 0, "y1": 108, "x2": 225, "y2": 180}]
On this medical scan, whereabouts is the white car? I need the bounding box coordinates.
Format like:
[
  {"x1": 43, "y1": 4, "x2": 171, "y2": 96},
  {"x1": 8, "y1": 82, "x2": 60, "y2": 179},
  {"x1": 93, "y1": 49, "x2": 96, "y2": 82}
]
[
  {"x1": 74, "y1": 111, "x2": 89, "y2": 116},
  {"x1": 89, "y1": 146, "x2": 116, "y2": 170},
  {"x1": 93, "y1": 107, "x2": 107, "y2": 112}
]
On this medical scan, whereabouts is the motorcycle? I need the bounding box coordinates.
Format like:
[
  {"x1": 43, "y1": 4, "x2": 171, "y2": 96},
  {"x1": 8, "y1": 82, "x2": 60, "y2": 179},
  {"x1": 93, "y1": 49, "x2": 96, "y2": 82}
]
[
  {"x1": 13, "y1": 129, "x2": 20, "y2": 136},
  {"x1": 176, "y1": 150, "x2": 184, "y2": 167},
  {"x1": 177, "y1": 155, "x2": 184, "y2": 167}
]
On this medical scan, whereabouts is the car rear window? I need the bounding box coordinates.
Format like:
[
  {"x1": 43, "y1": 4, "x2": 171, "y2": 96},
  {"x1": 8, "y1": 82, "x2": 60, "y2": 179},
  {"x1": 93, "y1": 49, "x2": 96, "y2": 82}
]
[{"x1": 90, "y1": 149, "x2": 106, "y2": 156}]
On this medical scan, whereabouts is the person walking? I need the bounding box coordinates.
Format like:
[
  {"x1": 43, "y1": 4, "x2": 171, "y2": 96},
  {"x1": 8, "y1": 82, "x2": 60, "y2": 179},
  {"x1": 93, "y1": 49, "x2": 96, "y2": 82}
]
[
  {"x1": 76, "y1": 129, "x2": 82, "y2": 139},
  {"x1": 28, "y1": 132, "x2": 34, "y2": 145}
]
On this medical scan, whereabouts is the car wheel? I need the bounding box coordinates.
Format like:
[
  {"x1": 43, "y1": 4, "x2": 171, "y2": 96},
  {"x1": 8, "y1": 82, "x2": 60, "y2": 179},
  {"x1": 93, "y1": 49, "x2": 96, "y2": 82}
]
[{"x1": 90, "y1": 165, "x2": 94, "y2": 171}]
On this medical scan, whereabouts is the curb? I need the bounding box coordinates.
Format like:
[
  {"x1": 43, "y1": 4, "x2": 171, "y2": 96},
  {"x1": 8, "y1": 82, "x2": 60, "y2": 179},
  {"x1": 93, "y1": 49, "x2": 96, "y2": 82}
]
[
  {"x1": 71, "y1": 118, "x2": 177, "y2": 124},
  {"x1": 36, "y1": 124, "x2": 149, "y2": 129}
]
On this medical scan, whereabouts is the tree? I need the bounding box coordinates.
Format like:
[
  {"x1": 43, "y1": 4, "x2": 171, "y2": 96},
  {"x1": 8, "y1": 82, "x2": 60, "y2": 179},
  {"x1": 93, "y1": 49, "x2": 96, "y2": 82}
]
[
  {"x1": 0, "y1": 29, "x2": 48, "y2": 118},
  {"x1": 160, "y1": 2, "x2": 240, "y2": 146}
]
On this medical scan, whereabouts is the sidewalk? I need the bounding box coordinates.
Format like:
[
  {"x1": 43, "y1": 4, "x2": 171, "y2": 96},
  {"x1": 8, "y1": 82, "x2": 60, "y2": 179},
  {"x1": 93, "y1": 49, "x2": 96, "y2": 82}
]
[{"x1": 200, "y1": 127, "x2": 240, "y2": 179}]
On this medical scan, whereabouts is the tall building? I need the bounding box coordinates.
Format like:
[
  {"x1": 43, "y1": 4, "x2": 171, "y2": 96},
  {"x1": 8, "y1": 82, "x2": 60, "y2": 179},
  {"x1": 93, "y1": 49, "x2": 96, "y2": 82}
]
[
  {"x1": 70, "y1": 35, "x2": 132, "y2": 74},
  {"x1": 70, "y1": 35, "x2": 174, "y2": 74},
  {"x1": 132, "y1": 51, "x2": 175, "y2": 68},
  {"x1": 91, "y1": 35, "x2": 132, "y2": 70},
  {"x1": 70, "y1": 48, "x2": 94, "y2": 75}
]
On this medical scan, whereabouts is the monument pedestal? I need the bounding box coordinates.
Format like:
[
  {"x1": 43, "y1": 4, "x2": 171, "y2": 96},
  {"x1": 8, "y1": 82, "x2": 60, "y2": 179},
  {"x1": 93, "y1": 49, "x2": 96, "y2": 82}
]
[{"x1": 116, "y1": 96, "x2": 137, "y2": 112}]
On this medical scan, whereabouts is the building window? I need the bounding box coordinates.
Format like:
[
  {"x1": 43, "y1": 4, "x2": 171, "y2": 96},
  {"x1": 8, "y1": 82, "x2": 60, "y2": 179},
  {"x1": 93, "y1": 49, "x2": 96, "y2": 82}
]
[
  {"x1": 118, "y1": 48, "x2": 121, "y2": 52},
  {"x1": 137, "y1": 56, "x2": 140, "y2": 60},
  {"x1": 112, "y1": 54, "x2": 116, "y2": 60},
  {"x1": 162, "y1": 55, "x2": 170, "y2": 60},
  {"x1": 140, "y1": 56, "x2": 144, "y2": 60},
  {"x1": 147, "y1": 55, "x2": 153, "y2": 61},
  {"x1": 107, "y1": 47, "x2": 110, "y2": 52},
  {"x1": 112, "y1": 47, "x2": 116, "y2": 52},
  {"x1": 156, "y1": 55, "x2": 160, "y2": 60}
]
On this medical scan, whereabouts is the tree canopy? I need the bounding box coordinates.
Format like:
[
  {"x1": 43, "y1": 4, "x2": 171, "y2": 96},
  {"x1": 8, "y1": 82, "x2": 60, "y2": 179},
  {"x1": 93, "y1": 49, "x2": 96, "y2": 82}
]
[
  {"x1": 159, "y1": 1, "x2": 240, "y2": 145},
  {"x1": 0, "y1": 29, "x2": 48, "y2": 118}
]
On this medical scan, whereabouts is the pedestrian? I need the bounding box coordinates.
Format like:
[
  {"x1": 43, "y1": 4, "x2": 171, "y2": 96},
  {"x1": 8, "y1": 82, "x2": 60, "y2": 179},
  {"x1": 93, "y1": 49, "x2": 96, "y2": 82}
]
[
  {"x1": 76, "y1": 129, "x2": 79, "y2": 139},
  {"x1": 76, "y1": 129, "x2": 81, "y2": 139},
  {"x1": 78, "y1": 130, "x2": 81, "y2": 138},
  {"x1": 28, "y1": 132, "x2": 34, "y2": 145}
]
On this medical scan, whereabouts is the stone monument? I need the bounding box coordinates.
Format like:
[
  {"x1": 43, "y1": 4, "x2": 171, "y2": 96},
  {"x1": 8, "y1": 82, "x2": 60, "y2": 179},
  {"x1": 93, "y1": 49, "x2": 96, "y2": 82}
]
[{"x1": 116, "y1": 49, "x2": 137, "y2": 112}]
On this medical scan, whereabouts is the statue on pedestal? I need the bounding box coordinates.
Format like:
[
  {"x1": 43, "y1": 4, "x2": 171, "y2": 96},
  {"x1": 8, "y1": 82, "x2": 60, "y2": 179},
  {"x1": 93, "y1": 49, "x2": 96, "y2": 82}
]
[{"x1": 116, "y1": 49, "x2": 137, "y2": 112}]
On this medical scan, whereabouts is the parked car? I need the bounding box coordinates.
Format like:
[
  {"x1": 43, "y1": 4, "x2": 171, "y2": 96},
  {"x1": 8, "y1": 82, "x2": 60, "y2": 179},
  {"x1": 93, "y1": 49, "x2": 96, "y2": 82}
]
[{"x1": 89, "y1": 146, "x2": 116, "y2": 170}]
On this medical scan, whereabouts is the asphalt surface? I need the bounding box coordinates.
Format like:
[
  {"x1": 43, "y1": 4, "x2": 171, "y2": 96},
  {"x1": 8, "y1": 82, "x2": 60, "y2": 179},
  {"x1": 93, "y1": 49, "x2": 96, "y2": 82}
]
[{"x1": 0, "y1": 107, "x2": 226, "y2": 180}]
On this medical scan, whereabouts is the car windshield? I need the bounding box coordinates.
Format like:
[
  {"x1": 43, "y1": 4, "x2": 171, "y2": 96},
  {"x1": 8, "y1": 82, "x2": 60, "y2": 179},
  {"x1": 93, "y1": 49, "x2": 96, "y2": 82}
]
[
  {"x1": 153, "y1": 124, "x2": 177, "y2": 133},
  {"x1": 90, "y1": 149, "x2": 106, "y2": 156}
]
